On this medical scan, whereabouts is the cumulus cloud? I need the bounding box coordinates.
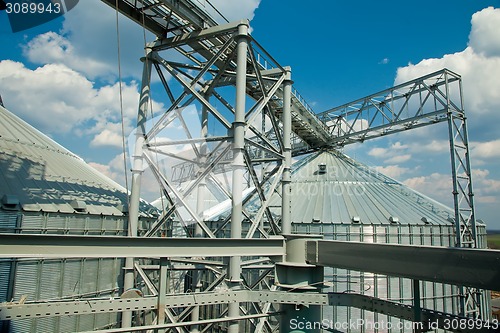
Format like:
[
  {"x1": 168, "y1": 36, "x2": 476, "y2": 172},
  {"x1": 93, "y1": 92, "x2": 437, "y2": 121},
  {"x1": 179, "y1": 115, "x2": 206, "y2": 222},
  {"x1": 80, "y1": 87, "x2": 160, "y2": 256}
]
[
  {"x1": 403, "y1": 173, "x2": 452, "y2": 206},
  {"x1": 200, "y1": 0, "x2": 261, "y2": 23},
  {"x1": 374, "y1": 165, "x2": 411, "y2": 179},
  {"x1": 23, "y1": 32, "x2": 110, "y2": 79},
  {"x1": 0, "y1": 60, "x2": 96, "y2": 133},
  {"x1": 0, "y1": 60, "x2": 163, "y2": 148},
  {"x1": 395, "y1": 7, "x2": 500, "y2": 141},
  {"x1": 90, "y1": 127, "x2": 124, "y2": 148},
  {"x1": 22, "y1": 0, "x2": 263, "y2": 80},
  {"x1": 367, "y1": 141, "x2": 412, "y2": 165},
  {"x1": 19, "y1": 0, "x2": 155, "y2": 80},
  {"x1": 468, "y1": 7, "x2": 500, "y2": 57},
  {"x1": 380, "y1": 7, "x2": 500, "y2": 226},
  {"x1": 385, "y1": 154, "x2": 411, "y2": 164},
  {"x1": 471, "y1": 139, "x2": 500, "y2": 159}
]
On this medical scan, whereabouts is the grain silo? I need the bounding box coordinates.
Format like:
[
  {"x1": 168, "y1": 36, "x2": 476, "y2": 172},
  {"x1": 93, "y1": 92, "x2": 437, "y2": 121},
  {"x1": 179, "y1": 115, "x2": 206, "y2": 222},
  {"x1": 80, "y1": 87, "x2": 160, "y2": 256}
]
[
  {"x1": 275, "y1": 149, "x2": 489, "y2": 331},
  {"x1": 0, "y1": 105, "x2": 158, "y2": 332}
]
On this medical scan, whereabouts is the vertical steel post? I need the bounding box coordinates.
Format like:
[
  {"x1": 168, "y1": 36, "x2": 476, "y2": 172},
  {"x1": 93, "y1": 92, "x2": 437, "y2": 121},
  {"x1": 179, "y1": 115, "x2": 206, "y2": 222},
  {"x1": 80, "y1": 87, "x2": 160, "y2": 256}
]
[
  {"x1": 413, "y1": 279, "x2": 422, "y2": 323},
  {"x1": 157, "y1": 257, "x2": 168, "y2": 331},
  {"x1": 191, "y1": 95, "x2": 209, "y2": 332},
  {"x1": 122, "y1": 50, "x2": 153, "y2": 328},
  {"x1": 277, "y1": 235, "x2": 323, "y2": 333},
  {"x1": 446, "y1": 71, "x2": 481, "y2": 318},
  {"x1": 281, "y1": 67, "x2": 292, "y2": 235},
  {"x1": 227, "y1": 21, "x2": 249, "y2": 333}
]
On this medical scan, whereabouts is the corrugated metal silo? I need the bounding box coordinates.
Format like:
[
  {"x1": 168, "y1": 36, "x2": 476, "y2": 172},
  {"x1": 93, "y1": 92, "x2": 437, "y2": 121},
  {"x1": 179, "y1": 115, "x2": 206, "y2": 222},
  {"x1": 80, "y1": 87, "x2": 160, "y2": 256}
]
[
  {"x1": 282, "y1": 150, "x2": 488, "y2": 332},
  {"x1": 0, "y1": 105, "x2": 158, "y2": 332}
]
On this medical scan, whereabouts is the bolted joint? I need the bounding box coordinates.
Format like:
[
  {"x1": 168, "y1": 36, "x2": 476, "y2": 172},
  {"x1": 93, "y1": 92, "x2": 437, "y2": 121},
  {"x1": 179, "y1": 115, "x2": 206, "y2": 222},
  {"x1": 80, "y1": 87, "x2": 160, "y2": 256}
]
[
  {"x1": 236, "y1": 20, "x2": 250, "y2": 38},
  {"x1": 283, "y1": 66, "x2": 293, "y2": 84}
]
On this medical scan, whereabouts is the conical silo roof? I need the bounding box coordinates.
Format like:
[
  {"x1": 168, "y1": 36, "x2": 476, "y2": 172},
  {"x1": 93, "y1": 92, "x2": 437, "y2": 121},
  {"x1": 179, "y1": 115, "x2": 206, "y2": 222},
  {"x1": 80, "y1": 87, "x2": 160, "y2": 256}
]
[
  {"x1": 286, "y1": 150, "x2": 454, "y2": 225},
  {"x1": 0, "y1": 105, "x2": 156, "y2": 217}
]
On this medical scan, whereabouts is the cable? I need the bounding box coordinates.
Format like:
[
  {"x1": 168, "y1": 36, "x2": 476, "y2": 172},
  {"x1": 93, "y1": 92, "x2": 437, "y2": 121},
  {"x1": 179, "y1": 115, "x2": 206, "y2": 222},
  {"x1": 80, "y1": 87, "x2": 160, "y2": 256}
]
[{"x1": 114, "y1": 0, "x2": 131, "y2": 226}]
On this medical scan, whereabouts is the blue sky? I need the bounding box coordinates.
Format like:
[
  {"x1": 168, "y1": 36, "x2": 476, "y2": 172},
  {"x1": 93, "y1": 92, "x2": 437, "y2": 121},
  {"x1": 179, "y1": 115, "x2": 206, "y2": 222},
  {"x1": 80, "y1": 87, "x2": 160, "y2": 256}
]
[{"x1": 1, "y1": 0, "x2": 500, "y2": 229}]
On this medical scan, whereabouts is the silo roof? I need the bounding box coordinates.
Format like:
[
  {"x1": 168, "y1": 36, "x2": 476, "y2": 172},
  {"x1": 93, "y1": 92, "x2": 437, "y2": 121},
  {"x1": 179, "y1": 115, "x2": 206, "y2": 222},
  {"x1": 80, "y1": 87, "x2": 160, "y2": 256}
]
[
  {"x1": 286, "y1": 150, "x2": 454, "y2": 225},
  {"x1": 0, "y1": 105, "x2": 157, "y2": 217}
]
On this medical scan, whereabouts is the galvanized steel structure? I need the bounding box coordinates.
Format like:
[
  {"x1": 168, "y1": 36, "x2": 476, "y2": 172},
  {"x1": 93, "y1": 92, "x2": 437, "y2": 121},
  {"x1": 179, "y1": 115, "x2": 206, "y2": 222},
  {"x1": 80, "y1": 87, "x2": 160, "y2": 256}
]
[{"x1": 1, "y1": 1, "x2": 499, "y2": 332}]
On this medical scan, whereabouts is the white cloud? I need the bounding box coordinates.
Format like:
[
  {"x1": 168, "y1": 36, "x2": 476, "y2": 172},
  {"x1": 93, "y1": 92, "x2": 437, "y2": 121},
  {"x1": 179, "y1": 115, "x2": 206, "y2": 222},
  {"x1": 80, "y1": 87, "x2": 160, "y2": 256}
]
[
  {"x1": 391, "y1": 7, "x2": 500, "y2": 227},
  {"x1": 22, "y1": 0, "x2": 262, "y2": 80},
  {"x1": 403, "y1": 173, "x2": 452, "y2": 205},
  {"x1": 0, "y1": 60, "x2": 163, "y2": 146},
  {"x1": 471, "y1": 139, "x2": 500, "y2": 159},
  {"x1": 20, "y1": 0, "x2": 152, "y2": 80},
  {"x1": 374, "y1": 165, "x2": 410, "y2": 179},
  {"x1": 385, "y1": 154, "x2": 411, "y2": 164},
  {"x1": 379, "y1": 58, "x2": 389, "y2": 65},
  {"x1": 395, "y1": 7, "x2": 500, "y2": 141},
  {"x1": 402, "y1": 168, "x2": 500, "y2": 210},
  {"x1": 23, "y1": 32, "x2": 110, "y2": 79},
  {"x1": 91, "y1": 127, "x2": 124, "y2": 148},
  {"x1": 367, "y1": 141, "x2": 412, "y2": 165},
  {"x1": 0, "y1": 60, "x2": 96, "y2": 133},
  {"x1": 368, "y1": 147, "x2": 388, "y2": 157},
  {"x1": 469, "y1": 7, "x2": 500, "y2": 57},
  {"x1": 200, "y1": 0, "x2": 261, "y2": 23}
]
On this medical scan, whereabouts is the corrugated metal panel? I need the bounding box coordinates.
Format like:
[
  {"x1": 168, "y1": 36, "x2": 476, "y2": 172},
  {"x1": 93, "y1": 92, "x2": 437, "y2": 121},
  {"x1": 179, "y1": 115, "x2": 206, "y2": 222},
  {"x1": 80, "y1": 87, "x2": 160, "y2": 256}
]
[
  {"x1": 81, "y1": 260, "x2": 99, "y2": 295},
  {"x1": 39, "y1": 261, "x2": 62, "y2": 300},
  {"x1": 0, "y1": 211, "x2": 17, "y2": 232},
  {"x1": 33, "y1": 316, "x2": 58, "y2": 333},
  {"x1": 295, "y1": 223, "x2": 480, "y2": 331},
  {"x1": 9, "y1": 318, "x2": 35, "y2": 333},
  {"x1": 0, "y1": 260, "x2": 11, "y2": 302},
  {"x1": 20, "y1": 213, "x2": 44, "y2": 232},
  {"x1": 62, "y1": 260, "x2": 82, "y2": 297},
  {"x1": 0, "y1": 106, "x2": 159, "y2": 332},
  {"x1": 58, "y1": 315, "x2": 77, "y2": 332},
  {"x1": 13, "y1": 261, "x2": 39, "y2": 301},
  {"x1": 98, "y1": 259, "x2": 113, "y2": 291},
  {"x1": 77, "y1": 314, "x2": 96, "y2": 332}
]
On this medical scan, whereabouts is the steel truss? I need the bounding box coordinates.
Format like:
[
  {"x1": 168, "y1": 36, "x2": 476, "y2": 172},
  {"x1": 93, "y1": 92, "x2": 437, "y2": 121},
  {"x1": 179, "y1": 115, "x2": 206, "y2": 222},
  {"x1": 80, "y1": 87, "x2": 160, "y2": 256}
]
[
  {"x1": 117, "y1": 13, "x2": 296, "y2": 330},
  {"x1": 0, "y1": 0, "x2": 490, "y2": 332},
  {"x1": 315, "y1": 69, "x2": 482, "y2": 318}
]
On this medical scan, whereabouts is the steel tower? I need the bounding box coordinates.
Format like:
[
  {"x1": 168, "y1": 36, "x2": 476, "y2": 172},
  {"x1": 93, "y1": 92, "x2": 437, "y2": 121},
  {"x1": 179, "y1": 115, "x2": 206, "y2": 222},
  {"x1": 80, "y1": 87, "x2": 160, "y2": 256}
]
[{"x1": 1, "y1": 1, "x2": 499, "y2": 332}]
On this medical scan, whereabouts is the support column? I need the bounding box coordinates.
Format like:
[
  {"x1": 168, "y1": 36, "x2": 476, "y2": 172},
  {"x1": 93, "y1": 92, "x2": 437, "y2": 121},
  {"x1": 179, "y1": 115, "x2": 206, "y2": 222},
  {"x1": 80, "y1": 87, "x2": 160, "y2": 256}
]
[
  {"x1": 157, "y1": 257, "x2": 168, "y2": 332},
  {"x1": 191, "y1": 95, "x2": 209, "y2": 332},
  {"x1": 413, "y1": 279, "x2": 422, "y2": 323},
  {"x1": 122, "y1": 49, "x2": 153, "y2": 328},
  {"x1": 227, "y1": 21, "x2": 249, "y2": 333},
  {"x1": 277, "y1": 235, "x2": 323, "y2": 333},
  {"x1": 281, "y1": 67, "x2": 293, "y2": 236}
]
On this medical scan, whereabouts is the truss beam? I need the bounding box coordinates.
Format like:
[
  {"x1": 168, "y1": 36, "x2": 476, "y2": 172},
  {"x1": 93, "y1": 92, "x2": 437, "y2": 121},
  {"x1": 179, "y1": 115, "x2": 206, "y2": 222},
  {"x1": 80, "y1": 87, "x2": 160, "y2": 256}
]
[
  {"x1": 3, "y1": 291, "x2": 498, "y2": 333},
  {"x1": 314, "y1": 68, "x2": 462, "y2": 150}
]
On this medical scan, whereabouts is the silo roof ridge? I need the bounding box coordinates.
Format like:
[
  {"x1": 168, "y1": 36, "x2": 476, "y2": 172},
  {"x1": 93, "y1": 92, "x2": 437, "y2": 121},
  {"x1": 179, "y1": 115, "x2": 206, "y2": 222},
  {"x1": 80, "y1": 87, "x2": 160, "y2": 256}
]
[
  {"x1": 0, "y1": 105, "x2": 158, "y2": 217},
  {"x1": 286, "y1": 150, "x2": 454, "y2": 225}
]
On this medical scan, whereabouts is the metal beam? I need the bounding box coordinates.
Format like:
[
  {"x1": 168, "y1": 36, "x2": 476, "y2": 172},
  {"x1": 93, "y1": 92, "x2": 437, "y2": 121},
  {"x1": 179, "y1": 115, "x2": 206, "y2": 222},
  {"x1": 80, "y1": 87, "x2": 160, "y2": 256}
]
[
  {"x1": 0, "y1": 234, "x2": 285, "y2": 259},
  {"x1": 306, "y1": 240, "x2": 500, "y2": 291},
  {"x1": 309, "y1": 68, "x2": 462, "y2": 151},
  {"x1": 3, "y1": 291, "x2": 498, "y2": 332},
  {"x1": 327, "y1": 293, "x2": 497, "y2": 333}
]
